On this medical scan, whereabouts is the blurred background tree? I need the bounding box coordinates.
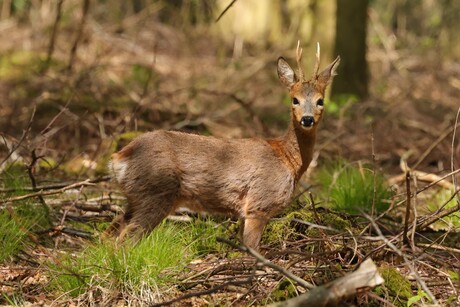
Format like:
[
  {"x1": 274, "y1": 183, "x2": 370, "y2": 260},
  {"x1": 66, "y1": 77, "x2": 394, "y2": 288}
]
[{"x1": 331, "y1": 0, "x2": 369, "y2": 99}]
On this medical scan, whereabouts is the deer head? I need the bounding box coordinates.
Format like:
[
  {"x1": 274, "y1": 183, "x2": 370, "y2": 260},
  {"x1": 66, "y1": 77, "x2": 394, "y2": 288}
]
[{"x1": 277, "y1": 42, "x2": 340, "y2": 132}]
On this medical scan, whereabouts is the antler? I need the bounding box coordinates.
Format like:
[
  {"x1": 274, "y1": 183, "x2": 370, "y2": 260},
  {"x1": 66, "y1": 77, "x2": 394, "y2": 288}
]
[
  {"x1": 312, "y1": 42, "x2": 321, "y2": 79},
  {"x1": 296, "y1": 40, "x2": 304, "y2": 82}
]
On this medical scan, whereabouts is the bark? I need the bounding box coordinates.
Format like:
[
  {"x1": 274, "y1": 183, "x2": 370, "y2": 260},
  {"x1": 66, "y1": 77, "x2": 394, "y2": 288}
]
[{"x1": 331, "y1": 0, "x2": 369, "y2": 99}]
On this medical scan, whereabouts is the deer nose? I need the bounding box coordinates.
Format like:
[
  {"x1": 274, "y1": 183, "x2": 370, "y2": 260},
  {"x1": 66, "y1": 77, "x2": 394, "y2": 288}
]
[{"x1": 300, "y1": 116, "x2": 315, "y2": 127}]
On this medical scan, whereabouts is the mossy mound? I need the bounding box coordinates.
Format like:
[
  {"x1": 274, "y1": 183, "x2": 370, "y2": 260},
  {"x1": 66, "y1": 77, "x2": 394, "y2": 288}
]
[
  {"x1": 263, "y1": 208, "x2": 352, "y2": 247},
  {"x1": 374, "y1": 266, "x2": 413, "y2": 306}
]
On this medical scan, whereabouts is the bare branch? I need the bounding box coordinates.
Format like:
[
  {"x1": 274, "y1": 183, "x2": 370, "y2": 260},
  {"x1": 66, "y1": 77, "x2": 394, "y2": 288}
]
[
  {"x1": 364, "y1": 213, "x2": 439, "y2": 306},
  {"x1": 215, "y1": 0, "x2": 238, "y2": 23},
  {"x1": 0, "y1": 105, "x2": 36, "y2": 167},
  {"x1": 216, "y1": 237, "x2": 315, "y2": 289},
  {"x1": 0, "y1": 179, "x2": 97, "y2": 205}
]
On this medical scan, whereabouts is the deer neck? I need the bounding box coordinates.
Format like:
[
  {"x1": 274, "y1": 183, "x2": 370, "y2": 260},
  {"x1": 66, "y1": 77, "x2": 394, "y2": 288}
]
[{"x1": 268, "y1": 119, "x2": 317, "y2": 182}]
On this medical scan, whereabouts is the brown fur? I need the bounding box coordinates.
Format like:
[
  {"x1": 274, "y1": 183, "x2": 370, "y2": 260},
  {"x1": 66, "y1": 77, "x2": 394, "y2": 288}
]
[{"x1": 106, "y1": 48, "x2": 340, "y2": 250}]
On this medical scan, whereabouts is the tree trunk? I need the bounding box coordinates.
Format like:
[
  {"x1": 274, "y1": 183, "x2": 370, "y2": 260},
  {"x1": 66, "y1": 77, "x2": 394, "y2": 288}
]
[{"x1": 331, "y1": 0, "x2": 369, "y2": 99}]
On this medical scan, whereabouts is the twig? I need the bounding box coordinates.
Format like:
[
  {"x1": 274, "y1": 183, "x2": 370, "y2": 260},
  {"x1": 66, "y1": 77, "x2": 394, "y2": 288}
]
[
  {"x1": 216, "y1": 237, "x2": 315, "y2": 289},
  {"x1": 415, "y1": 168, "x2": 460, "y2": 195},
  {"x1": 410, "y1": 174, "x2": 419, "y2": 251},
  {"x1": 0, "y1": 105, "x2": 36, "y2": 167},
  {"x1": 290, "y1": 218, "x2": 339, "y2": 233},
  {"x1": 215, "y1": 0, "x2": 238, "y2": 22},
  {"x1": 415, "y1": 189, "x2": 460, "y2": 231},
  {"x1": 308, "y1": 192, "x2": 321, "y2": 225},
  {"x1": 451, "y1": 107, "x2": 460, "y2": 200},
  {"x1": 388, "y1": 171, "x2": 454, "y2": 190},
  {"x1": 371, "y1": 127, "x2": 377, "y2": 217},
  {"x1": 59, "y1": 185, "x2": 85, "y2": 225},
  {"x1": 418, "y1": 243, "x2": 460, "y2": 255},
  {"x1": 0, "y1": 179, "x2": 97, "y2": 204},
  {"x1": 413, "y1": 120, "x2": 460, "y2": 169},
  {"x1": 26, "y1": 149, "x2": 50, "y2": 218},
  {"x1": 0, "y1": 176, "x2": 111, "y2": 192},
  {"x1": 403, "y1": 171, "x2": 411, "y2": 246},
  {"x1": 151, "y1": 279, "x2": 252, "y2": 307},
  {"x1": 364, "y1": 213, "x2": 439, "y2": 306}
]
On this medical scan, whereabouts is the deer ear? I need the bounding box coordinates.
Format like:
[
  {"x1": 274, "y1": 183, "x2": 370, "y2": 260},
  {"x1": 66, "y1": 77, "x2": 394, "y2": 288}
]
[
  {"x1": 277, "y1": 57, "x2": 296, "y2": 88},
  {"x1": 316, "y1": 56, "x2": 340, "y2": 88}
]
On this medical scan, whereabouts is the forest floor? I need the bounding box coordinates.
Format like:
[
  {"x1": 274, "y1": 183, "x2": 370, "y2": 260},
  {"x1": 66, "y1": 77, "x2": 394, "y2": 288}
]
[{"x1": 0, "y1": 14, "x2": 459, "y2": 306}]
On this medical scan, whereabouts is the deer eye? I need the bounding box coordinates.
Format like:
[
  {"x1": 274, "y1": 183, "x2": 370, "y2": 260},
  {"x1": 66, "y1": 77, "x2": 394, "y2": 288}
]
[
  {"x1": 317, "y1": 98, "x2": 324, "y2": 106},
  {"x1": 292, "y1": 98, "x2": 299, "y2": 105}
]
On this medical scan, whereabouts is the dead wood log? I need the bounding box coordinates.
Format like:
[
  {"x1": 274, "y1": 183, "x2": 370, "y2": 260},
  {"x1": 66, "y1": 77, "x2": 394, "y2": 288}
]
[{"x1": 269, "y1": 258, "x2": 383, "y2": 307}]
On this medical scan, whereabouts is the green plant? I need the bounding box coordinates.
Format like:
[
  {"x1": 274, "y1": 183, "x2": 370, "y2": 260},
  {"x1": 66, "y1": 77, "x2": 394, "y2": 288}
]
[
  {"x1": 325, "y1": 94, "x2": 358, "y2": 117},
  {"x1": 407, "y1": 290, "x2": 431, "y2": 306},
  {"x1": 316, "y1": 160, "x2": 392, "y2": 214},
  {"x1": 48, "y1": 219, "x2": 226, "y2": 299},
  {"x1": 0, "y1": 210, "x2": 27, "y2": 262},
  {"x1": 374, "y1": 266, "x2": 412, "y2": 307},
  {"x1": 0, "y1": 167, "x2": 49, "y2": 262},
  {"x1": 426, "y1": 189, "x2": 460, "y2": 231}
]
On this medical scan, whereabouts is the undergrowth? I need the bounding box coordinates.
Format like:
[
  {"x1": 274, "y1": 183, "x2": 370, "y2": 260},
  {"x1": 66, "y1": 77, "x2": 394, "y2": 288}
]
[
  {"x1": 316, "y1": 160, "x2": 393, "y2": 214},
  {"x1": 47, "y1": 218, "x2": 228, "y2": 300},
  {"x1": 0, "y1": 166, "x2": 49, "y2": 262}
]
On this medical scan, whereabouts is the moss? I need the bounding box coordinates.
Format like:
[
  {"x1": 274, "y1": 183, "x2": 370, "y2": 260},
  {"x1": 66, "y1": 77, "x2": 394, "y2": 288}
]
[
  {"x1": 263, "y1": 207, "x2": 354, "y2": 247},
  {"x1": 263, "y1": 209, "x2": 314, "y2": 245},
  {"x1": 270, "y1": 279, "x2": 298, "y2": 302},
  {"x1": 374, "y1": 266, "x2": 412, "y2": 306},
  {"x1": 320, "y1": 213, "x2": 352, "y2": 231}
]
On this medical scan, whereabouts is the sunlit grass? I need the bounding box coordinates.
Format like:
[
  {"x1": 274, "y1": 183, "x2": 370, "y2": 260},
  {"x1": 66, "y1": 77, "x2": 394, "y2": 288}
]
[
  {"x1": 0, "y1": 166, "x2": 49, "y2": 262},
  {"x1": 316, "y1": 160, "x2": 393, "y2": 214},
  {"x1": 47, "y1": 218, "x2": 229, "y2": 299}
]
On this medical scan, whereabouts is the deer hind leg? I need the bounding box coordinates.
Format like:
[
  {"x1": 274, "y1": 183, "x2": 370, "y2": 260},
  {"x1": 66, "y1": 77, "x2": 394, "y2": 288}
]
[
  {"x1": 104, "y1": 193, "x2": 175, "y2": 243},
  {"x1": 118, "y1": 195, "x2": 176, "y2": 243},
  {"x1": 242, "y1": 216, "x2": 268, "y2": 250},
  {"x1": 102, "y1": 214, "x2": 127, "y2": 239}
]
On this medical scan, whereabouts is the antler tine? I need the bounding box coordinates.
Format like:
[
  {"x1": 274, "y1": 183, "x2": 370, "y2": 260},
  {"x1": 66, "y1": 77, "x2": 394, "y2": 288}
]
[
  {"x1": 296, "y1": 40, "x2": 304, "y2": 81},
  {"x1": 312, "y1": 42, "x2": 321, "y2": 79}
]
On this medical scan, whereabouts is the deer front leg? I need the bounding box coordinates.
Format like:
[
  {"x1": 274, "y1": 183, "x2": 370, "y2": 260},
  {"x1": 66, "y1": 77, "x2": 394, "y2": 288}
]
[{"x1": 243, "y1": 217, "x2": 268, "y2": 250}]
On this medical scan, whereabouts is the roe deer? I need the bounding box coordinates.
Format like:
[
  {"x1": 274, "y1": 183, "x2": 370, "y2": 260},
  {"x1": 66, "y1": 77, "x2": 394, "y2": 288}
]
[{"x1": 106, "y1": 43, "x2": 340, "y2": 250}]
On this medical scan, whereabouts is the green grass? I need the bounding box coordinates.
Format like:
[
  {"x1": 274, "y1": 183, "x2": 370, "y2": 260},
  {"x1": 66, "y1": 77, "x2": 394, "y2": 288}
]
[
  {"x1": 48, "y1": 218, "x2": 229, "y2": 299},
  {"x1": 0, "y1": 210, "x2": 28, "y2": 262},
  {"x1": 0, "y1": 166, "x2": 50, "y2": 262},
  {"x1": 316, "y1": 160, "x2": 393, "y2": 214}
]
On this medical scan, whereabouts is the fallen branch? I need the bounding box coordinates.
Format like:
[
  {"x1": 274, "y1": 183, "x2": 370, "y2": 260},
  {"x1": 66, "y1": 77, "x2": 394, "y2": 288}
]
[
  {"x1": 415, "y1": 168, "x2": 460, "y2": 195},
  {"x1": 268, "y1": 258, "x2": 383, "y2": 307},
  {"x1": 151, "y1": 279, "x2": 252, "y2": 307},
  {"x1": 388, "y1": 170, "x2": 454, "y2": 190},
  {"x1": 0, "y1": 179, "x2": 97, "y2": 204},
  {"x1": 216, "y1": 237, "x2": 315, "y2": 289},
  {"x1": 364, "y1": 213, "x2": 439, "y2": 306},
  {"x1": 0, "y1": 176, "x2": 111, "y2": 192}
]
